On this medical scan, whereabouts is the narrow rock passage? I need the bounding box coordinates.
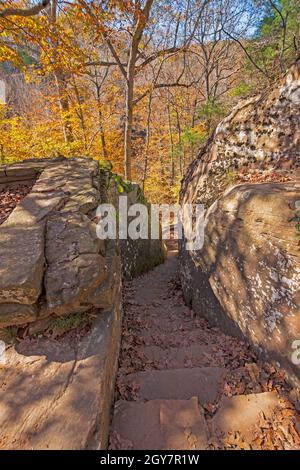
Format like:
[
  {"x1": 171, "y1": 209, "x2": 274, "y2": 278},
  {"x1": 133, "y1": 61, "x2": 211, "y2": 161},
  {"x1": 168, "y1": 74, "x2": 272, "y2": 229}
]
[{"x1": 109, "y1": 249, "x2": 300, "y2": 450}]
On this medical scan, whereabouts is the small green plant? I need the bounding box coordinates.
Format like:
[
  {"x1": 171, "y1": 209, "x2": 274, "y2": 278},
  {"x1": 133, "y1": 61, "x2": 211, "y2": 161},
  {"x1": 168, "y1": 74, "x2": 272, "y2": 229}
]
[
  {"x1": 181, "y1": 127, "x2": 208, "y2": 146},
  {"x1": 198, "y1": 100, "x2": 225, "y2": 121},
  {"x1": 226, "y1": 168, "x2": 238, "y2": 184},
  {"x1": 110, "y1": 173, "x2": 133, "y2": 193},
  {"x1": 289, "y1": 215, "x2": 300, "y2": 240},
  {"x1": 5, "y1": 326, "x2": 19, "y2": 343},
  {"x1": 100, "y1": 160, "x2": 134, "y2": 194},
  {"x1": 230, "y1": 83, "x2": 252, "y2": 97},
  {"x1": 49, "y1": 313, "x2": 90, "y2": 336},
  {"x1": 173, "y1": 126, "x2": 208, "y2": 164}
]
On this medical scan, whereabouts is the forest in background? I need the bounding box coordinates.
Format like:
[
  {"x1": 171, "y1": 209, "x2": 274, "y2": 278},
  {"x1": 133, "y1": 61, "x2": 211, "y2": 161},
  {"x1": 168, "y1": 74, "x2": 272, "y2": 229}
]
[{"x1": 0, "y1": 0, "x2": 299, "y2": 202}]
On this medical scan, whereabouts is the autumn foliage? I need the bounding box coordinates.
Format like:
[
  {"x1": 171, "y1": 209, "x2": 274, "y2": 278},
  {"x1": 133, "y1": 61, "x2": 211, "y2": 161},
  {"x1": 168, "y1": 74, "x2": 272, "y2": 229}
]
[{"x1": 0, "y1": 0, "x2": 299, "y2": 202}]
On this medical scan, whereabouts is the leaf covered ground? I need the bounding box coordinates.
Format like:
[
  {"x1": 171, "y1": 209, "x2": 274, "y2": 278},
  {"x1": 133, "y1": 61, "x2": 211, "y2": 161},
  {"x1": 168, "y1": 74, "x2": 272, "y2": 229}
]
[
  {"x1": 114, "y1": 254, "x2": 300, "y2": 450},
  {"x1": 0, "y1": 184, "x2": 33, "y2": 225}
]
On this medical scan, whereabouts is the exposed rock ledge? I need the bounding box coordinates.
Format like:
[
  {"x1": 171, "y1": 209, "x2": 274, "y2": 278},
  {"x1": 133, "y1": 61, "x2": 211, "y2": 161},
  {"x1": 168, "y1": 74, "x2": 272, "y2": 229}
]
[
  {"x1": 179, "y1": 61, "x2": 300, "y2": 386},
  {"x1": 0, "y1": 291, "x2": 122, "y2": 449},
  {"x1": 0, "y1": 157, "x2": 164, "y2": 449},
  {"x1": 0, "y1": 157, "x2": 164, "y2": 328}
]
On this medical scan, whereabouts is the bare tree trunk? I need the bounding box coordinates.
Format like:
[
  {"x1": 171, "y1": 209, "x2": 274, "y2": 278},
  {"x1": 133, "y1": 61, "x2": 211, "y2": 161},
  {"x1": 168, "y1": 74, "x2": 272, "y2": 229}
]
[
  {"x1": 54, "y1": 72, "x2": 74, "y2": 144},
  {"x1": 93, "y1": 68, "x2": 109, "y2": 160},
  {"x1": 123, "y1": 0, "x2": 155, "y2": 180},
  {"x1": 98, "y1": 107, "x2": 108, "y2": 160},
  {"x1": 142, "y1": 92, "x2": 153, "y2": 188},
  {"x1": 190, "y1": 98, "x2": 198, "y2": 162},
  {"x1": 0, "y1": 144, "x2": 5, "y2": 164},
  {"x1": 167, "y1": 104, "x2": 175, "y2": 185},
  {"x1": 175, "y1": 108, "x2": 183, "y2": 177},
  {"x1": 51, "y1": 0, "x2": 73, "y2": 144},
  {"x1": 124, "y1": 66, "x2": 134, "y2": 180},
  {"x1": 268, "y1": 0, "x2": 288, "y2": 73},
  {"x1": 72, "y1": 76, "x2": 87, "y2": 149}
]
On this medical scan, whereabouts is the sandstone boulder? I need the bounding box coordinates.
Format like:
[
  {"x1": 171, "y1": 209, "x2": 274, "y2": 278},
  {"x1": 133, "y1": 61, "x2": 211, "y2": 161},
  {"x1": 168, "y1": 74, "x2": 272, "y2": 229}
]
[{"x1": 179, "y1": 61, "x2": 300, "y2": 386}]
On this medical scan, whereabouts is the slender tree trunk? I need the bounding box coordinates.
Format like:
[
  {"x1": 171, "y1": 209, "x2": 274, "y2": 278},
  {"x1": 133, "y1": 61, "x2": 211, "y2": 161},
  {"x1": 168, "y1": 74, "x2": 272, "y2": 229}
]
[
  {"x1": 142, "y1": 92, "x2": 153, "y2": 188},
  {"x1": 167, "y1": 104, "x2": 175, "y2": 185},
  {"x1": 124, "y1": 60, "x2": 135, "y2": 180},
  {"x1": 189, "y1": 98, "x2": 199, "y2": 161},
  {"x1": 0, "y1": 144, "x2": 5, "y2": 164},
  {"x1": 175, "y1": 108, "x2": 183, "y2": 177},
  {"x1": 54, "y1": 72, "x2": 73, "y2": 143},
  {"x1": 98, "y1": 108, "x2": 108, "y2": 160},
  {"x1": 72, "y1": 76, "x2": 87, "y2": 149},
  {"x1": 51, "y1": 0, "x2": 73, "y2": 144},
  {"x1": 100, "y1": 0, "x2": 154, "y2": 179},
  {"x1": 94, "y1": 71, "x2": 109, "y2": 160},
  {"x1": 204, "y1": 62, "x2": 213, "y2": 135},
  {"x1": 123, "y1": 0, "x2": 154, "y2": 180}
]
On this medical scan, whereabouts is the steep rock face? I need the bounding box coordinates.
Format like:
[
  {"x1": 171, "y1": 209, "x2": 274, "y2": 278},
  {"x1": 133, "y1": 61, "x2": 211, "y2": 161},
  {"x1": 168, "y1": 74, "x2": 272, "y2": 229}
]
[
  {"x1": 179, "y1": 61, "x2": 300, "y2": 386},
  {"x1": 181, "y1": 61, "x2": 300, "y2": 210}
]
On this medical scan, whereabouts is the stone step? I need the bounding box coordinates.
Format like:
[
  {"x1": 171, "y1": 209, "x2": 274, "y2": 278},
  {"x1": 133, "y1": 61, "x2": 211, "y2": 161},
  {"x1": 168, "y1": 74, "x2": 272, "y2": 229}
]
[
  {"x1": 143, "y1": 344, "x2": 214, "y2": 369},
  {"x1": 110, "y1": 397, "x2": 208, "y2": 450},
  {"x1": 142, "y1": 328, "x2": 213, "y2": 349},
  {"x1": 124, "y1": 367, "x2": 226, "y2": 404},
  {"x1": 141, "y1": 315, "x2": 200, "y2": 335}
]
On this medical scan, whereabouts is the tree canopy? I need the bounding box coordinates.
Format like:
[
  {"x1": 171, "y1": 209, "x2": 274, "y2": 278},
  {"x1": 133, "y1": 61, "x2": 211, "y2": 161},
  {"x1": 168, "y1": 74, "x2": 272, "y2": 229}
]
[{"x1": 0, "y1": 0, "x2": 299, "y2": 201}]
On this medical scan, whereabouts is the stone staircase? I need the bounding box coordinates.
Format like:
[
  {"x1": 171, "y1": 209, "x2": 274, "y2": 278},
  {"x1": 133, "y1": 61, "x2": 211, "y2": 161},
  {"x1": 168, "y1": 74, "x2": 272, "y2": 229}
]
[
  {"x1": 111, "y1": 364, "x2": 226, "y2": 450},
  {"x1": 109, "y1": 251, "x2": 299, "y2": 450}
]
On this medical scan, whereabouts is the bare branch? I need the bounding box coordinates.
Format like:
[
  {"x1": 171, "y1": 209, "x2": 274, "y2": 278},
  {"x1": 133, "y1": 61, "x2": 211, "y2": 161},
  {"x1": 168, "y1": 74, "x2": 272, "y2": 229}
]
[
  {"x1": 102, "y1": 30, "x2": 128, "y2": 79},
  {"x1": 267, "y1": 0, "x2": 286, "y2": 29},
  {"x1": 83, "y1": 60, "x2": 121, "y2": 67},
  {"x1": 136, "y1": 47, "x2": 186, "y2": 71},
  {"x1": 222, "y1": 27, "x2": 270, "y2": 79},
  {"x1": 133, "y1": 79, "x2": 199, "y2": 105},
  {"x1": 0, "y1": 0, "x2": 50, "y2": 18}
]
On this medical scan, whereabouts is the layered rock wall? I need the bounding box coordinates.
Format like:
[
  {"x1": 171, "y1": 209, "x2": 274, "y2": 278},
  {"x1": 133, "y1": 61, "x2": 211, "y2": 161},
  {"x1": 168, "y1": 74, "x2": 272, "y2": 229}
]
[
  {"x1": 0, "y1": 156, "x2": 164, "y2": 449},
  {"x1": 0, "y1": 157, "x2": 164, "y2": 328},
  {"x1": 119, "y1": 185, "x2": 166, "y2": 280}
]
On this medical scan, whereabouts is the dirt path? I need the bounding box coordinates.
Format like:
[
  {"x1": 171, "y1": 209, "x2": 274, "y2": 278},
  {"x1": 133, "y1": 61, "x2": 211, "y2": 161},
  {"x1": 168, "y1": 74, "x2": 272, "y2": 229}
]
[{"x1": 109, "y1": 250, "x2": 300, "y2": 450}]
